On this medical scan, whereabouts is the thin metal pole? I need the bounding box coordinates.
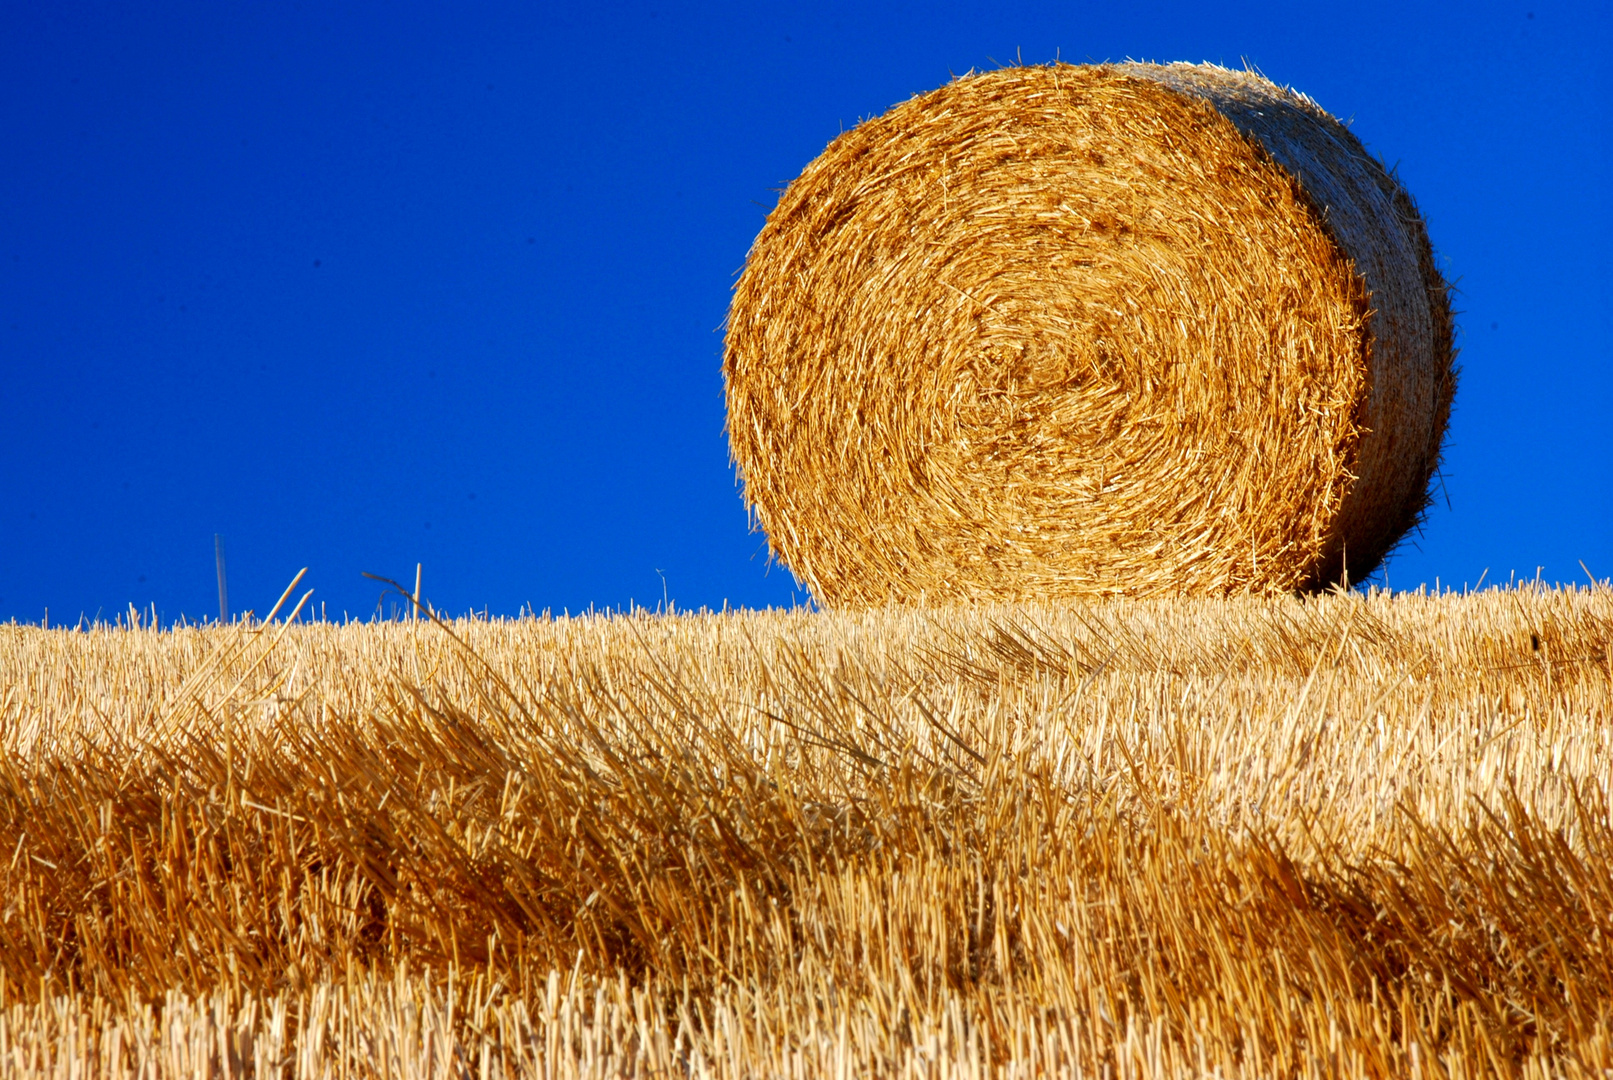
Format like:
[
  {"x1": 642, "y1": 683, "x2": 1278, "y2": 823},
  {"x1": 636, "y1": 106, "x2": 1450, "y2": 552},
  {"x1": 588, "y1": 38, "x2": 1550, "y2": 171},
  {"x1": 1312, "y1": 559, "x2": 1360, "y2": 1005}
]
[
  {"x1": 215, "y1": 534, "x2": 230, "y2": 624},
  {"x1": 413, "y1": 563, "x2": 422, "y2": 621}
]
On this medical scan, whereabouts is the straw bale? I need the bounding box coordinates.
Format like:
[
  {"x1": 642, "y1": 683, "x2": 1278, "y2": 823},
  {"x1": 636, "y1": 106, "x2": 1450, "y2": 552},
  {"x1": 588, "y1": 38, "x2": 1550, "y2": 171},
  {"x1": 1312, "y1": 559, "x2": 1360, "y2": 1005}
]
[{"x1": 724, "y1": 63, "x2": 1455, "y2": 604}]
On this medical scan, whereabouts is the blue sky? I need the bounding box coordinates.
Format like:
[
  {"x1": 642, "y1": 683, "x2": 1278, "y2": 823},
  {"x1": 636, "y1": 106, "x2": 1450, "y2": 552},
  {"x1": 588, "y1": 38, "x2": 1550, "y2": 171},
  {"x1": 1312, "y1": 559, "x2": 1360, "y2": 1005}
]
[{"x1": 1, "y1": 1, "x2": 1608, "y2": 623}]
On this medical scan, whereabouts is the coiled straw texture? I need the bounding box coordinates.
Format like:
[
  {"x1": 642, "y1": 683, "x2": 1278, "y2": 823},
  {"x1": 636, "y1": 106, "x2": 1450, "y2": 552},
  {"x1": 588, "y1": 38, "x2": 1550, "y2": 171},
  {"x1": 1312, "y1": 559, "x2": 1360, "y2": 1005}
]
[{"x1": 725, "y1": 63, "x2": 1455, "y2": 605}]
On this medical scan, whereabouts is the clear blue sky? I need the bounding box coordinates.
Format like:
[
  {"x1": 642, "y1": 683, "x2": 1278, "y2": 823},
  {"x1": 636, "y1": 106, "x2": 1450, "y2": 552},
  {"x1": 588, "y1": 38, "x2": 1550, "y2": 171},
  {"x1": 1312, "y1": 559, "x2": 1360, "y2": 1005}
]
[{"x1": 2, "y1": 1, "x2": 1608, "y2": 623}]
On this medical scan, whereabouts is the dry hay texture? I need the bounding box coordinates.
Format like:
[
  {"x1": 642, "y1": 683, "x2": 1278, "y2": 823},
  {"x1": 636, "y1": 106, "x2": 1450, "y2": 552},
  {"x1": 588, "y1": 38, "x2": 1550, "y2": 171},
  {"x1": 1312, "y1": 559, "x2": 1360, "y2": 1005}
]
[
  {"x1": 3, "y1": 588, "x2": 1613, "y2": 1078},
  {"x1": 725, "y1": 62, "x2": 1456, "y2": 605}
]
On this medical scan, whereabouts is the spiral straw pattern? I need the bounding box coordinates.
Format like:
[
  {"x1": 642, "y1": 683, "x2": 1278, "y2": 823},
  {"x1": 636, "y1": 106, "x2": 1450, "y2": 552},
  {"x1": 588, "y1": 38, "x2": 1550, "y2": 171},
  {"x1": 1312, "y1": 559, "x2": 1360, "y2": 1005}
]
[{"x1": 725, "y1": 63, "x2": 1455, "y2": 605}]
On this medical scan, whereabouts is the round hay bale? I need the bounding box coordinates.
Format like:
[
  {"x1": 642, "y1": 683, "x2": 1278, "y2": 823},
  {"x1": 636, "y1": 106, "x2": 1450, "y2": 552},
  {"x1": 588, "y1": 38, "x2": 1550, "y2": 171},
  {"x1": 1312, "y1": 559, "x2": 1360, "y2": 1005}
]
[{"x1": 724, "y1": 62, "x2": 1455, "y2": 605}]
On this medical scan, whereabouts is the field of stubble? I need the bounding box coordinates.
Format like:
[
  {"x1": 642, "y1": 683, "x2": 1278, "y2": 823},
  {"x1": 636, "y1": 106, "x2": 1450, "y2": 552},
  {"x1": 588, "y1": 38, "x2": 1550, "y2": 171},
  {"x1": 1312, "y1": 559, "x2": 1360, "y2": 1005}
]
[{"x1": 1, "y1": 586, "x2": 1610, "y2": 1078}]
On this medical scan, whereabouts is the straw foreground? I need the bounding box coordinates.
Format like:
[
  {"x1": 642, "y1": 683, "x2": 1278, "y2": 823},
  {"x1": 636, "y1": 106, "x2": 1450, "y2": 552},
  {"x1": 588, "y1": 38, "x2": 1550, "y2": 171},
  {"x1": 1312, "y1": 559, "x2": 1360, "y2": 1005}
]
[
  {"x1": 3, "y1": 587, "x2": 1612, "y2": 1076},
  {"x1": 725, "y1": 63, "x2": 1455, "y2": 605}
]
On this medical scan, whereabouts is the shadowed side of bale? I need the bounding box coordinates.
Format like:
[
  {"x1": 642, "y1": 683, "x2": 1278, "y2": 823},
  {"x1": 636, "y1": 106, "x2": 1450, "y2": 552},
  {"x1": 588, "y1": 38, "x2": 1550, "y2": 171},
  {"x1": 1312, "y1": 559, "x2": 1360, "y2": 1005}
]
[
  {"x1": 1119, "y1": 62, "x2": 1457, "y2": 590},
  {"x1": 724, "y1": 63, "x2": 1455, "y2": 606}
]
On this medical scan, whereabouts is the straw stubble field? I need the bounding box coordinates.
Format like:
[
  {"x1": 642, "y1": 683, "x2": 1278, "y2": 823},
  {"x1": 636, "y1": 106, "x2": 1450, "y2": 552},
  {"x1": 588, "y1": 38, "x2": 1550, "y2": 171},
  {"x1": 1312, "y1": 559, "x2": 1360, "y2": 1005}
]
[{"x1": 1, "y1": 586, "x2": 1611, "y2": 1077}]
